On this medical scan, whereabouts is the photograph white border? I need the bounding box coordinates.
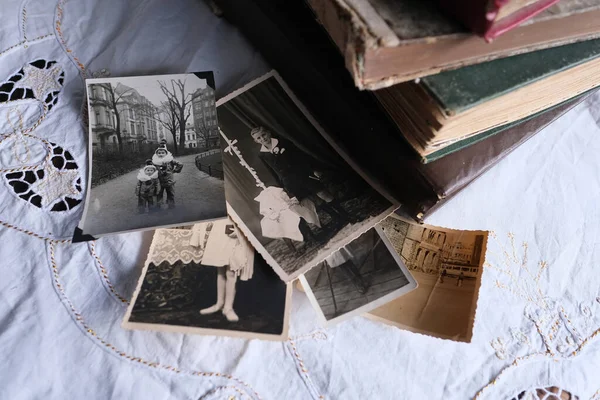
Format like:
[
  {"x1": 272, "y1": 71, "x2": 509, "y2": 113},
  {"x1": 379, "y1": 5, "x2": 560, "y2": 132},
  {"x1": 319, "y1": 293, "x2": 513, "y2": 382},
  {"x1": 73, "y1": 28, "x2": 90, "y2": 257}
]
[
  {"x1": 78, "y1": 73, "x2": 227, "y2": 239},
  {"x1": 122, "y1": 220, "x2": 292, "y2": 342},
  {"x1": 217, "y1": 70, "x2": 398, "y2": 282},
  {"x1": 299, "y1": 225, "x2": 418, "y2": 327},
  {"x1": 365, "y1": 213, "x2": 489, "y2": 342}
]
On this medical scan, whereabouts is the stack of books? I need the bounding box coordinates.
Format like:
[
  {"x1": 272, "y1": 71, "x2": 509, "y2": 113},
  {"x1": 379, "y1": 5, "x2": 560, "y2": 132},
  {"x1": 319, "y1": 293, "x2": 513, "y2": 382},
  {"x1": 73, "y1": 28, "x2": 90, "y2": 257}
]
[{"x1": 214, "y1": 0, "x2": 600, "y2": 220}]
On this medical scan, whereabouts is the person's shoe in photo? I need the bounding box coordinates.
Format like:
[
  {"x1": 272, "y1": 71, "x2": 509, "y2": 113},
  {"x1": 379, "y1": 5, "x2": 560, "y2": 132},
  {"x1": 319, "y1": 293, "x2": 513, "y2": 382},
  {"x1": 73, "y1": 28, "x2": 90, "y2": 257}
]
[
  {"x1": 200, "y1": 303, "x2": 223, "y2": 315},
  {"x1": 222, "y1": 308, "x2": 239, "y2": 322}
]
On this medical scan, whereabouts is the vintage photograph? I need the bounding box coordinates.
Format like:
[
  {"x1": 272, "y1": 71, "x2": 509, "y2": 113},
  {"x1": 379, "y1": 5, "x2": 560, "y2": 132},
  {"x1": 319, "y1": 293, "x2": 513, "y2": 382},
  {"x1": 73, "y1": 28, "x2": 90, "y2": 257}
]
[
  {"x1": 217, "y1": 71, "x2": 395, "y2": 282},
  {"x1": 299, "y1": 226, "x2": 417, "y2": 326},
  {"x1": 123, "y1": 219, "x2": 291, "y2": 341},
  {"x1": 367, "y1": 214, "x2": 488, "y2": 342},
  {"x1": 78, "y1": 72, "x2": 226, "y2": 238}
]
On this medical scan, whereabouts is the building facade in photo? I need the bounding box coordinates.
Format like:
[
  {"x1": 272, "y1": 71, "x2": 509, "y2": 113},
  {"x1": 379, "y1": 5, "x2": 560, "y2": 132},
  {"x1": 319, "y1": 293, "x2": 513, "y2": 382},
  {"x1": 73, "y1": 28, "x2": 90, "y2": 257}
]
[
  {"x1": 380, "y1": 217, "x2": 485, "y2": 277},
  {"x1": 191, "y1": 86, "x2": 219, "y2": 149},
  {"x1": 89, "y1": 83, "x2": 159, "y2": 152},
  {"x1": 184, "y1": 123, "x2": 198, "y2": 148}
]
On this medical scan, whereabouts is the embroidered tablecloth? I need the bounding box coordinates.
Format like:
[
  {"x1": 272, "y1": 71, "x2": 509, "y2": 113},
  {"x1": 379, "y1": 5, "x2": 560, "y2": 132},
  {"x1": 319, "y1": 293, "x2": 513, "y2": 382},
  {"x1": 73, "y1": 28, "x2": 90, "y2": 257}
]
[{"x1": 1, "y1": 1, "x2": 600, "y2": 399}]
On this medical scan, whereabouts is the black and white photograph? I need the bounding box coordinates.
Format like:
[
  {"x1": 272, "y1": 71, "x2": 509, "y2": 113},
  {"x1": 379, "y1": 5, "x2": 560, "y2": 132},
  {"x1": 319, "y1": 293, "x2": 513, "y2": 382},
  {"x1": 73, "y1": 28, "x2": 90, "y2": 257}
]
[
  {"x1": 78, "y1": 72, "x2": 226, "y2": 238},
  {"x1": 368, "y1": 214, "x2": 488, "y2": 342},
  {"x1": 299, "y1": 226, "x2": 417, "y2": 326},
  {"x1": 217, "y1": 71, "x2": 396, "y2": 282},
  {"x1": 123, "y1": 220, "x2": 291, "y2": 341}
]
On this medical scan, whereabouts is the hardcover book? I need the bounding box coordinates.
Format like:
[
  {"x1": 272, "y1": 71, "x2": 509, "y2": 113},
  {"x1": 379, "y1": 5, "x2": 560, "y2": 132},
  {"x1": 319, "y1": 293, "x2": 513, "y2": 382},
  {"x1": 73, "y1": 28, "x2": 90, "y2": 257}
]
[
  {"x1": 376, "y1": 38, "x2": 600, "y2": 159},
  {"x1": 307, "y1": 0, "x2": 600, "y2": 90},
  {"x1": 213, "y1": 0, "x2": 588, "y2": 221}
]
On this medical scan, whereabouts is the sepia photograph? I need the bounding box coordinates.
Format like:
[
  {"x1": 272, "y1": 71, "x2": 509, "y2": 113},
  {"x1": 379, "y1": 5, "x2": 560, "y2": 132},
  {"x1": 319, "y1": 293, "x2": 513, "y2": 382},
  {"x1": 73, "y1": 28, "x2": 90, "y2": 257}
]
[
  {"x1": 78, "y1": 72, "x2": 226, "y2": 238},
  {"x1": 299, "y1": 226, "x2": 417, "y2": 326},
  {"x1": 123, "y1": 219, "x2": 291, "y2": 341},
  {"x1": 217, "y1": 71, "x2": 396, "y2": 282},
  {"x1": 367, "y1": 214, "x2": 488, "y2": 342}
]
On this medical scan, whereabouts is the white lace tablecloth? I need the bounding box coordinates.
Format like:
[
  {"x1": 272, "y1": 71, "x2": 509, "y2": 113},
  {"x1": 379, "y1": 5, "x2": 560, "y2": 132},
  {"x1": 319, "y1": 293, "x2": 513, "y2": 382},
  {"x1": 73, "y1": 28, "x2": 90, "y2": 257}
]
[{"x1": 2, "y1": 1, "x2": 600, "y2": 399}]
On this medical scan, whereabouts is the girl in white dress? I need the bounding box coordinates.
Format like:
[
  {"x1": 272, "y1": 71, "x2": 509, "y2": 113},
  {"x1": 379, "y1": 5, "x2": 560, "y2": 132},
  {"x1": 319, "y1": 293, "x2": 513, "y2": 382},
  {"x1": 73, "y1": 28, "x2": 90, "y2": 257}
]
[{"x1": 189, "y1": 220, "x2": 254, "y2": 322}]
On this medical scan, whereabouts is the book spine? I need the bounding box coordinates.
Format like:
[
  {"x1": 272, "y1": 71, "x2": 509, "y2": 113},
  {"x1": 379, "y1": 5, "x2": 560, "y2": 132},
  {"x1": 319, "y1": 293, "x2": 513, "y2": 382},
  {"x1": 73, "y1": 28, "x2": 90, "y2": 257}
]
[{"x1": 306, "y1": 0, "x2": 367, "y2": 89}]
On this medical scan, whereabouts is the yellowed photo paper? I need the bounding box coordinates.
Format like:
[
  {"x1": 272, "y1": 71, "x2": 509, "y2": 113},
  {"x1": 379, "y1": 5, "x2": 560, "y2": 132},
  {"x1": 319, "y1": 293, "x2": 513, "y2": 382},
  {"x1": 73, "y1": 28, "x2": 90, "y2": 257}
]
[{"x1": 367, "y1": 214, "x2": 488, "y2": 342}]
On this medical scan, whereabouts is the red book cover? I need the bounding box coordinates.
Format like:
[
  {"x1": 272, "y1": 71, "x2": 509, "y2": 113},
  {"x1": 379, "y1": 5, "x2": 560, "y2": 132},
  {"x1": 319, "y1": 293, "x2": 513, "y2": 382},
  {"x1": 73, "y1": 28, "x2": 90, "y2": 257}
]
[{"x1": 438, "y1": 0, "x2": 561, "y2": 41}]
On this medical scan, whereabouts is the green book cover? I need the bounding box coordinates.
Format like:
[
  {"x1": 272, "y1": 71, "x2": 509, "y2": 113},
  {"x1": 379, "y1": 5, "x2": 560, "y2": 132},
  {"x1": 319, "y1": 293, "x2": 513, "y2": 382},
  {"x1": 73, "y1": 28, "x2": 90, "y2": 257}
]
[
  {"x1": 421, "y1": 38, "x2": 600, "y2": 115},
  {"x1": 421, "y1": 91, "x2": 590, "y2": 163}
]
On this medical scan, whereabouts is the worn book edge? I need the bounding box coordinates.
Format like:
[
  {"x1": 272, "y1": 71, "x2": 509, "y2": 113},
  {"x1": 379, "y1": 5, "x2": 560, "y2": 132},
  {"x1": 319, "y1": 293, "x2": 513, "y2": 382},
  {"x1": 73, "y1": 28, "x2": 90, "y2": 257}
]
[{"x1": 420, "y1": 91, "x2": 591, "y2": 163}]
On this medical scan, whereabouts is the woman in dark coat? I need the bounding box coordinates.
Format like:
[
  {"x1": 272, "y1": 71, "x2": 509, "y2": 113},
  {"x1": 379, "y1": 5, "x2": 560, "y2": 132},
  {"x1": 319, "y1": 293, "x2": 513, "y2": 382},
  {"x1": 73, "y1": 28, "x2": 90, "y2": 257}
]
[{"x1": 250, "y1": 126, "x2": 356, "y2": 229}]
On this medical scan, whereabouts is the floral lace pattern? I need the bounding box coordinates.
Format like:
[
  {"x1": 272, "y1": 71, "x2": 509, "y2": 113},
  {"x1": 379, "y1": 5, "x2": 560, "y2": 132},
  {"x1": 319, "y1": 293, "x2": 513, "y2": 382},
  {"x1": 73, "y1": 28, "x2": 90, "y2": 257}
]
[
  {"x1": 0, "y1": 59, "x2": 63, "y2": 113},
  {"x1": 5, "y1": 142, "x2": 82, "y2": 211},
  {"x1": 147, "y1": 229, "x2": 205, "y2": 265}
]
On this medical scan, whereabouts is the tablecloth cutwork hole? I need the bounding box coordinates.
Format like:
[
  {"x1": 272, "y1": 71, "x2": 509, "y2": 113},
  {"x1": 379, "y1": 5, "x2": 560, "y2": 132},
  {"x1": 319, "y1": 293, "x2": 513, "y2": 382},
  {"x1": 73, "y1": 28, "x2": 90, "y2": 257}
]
[
  {"x1": 45, "y1": 240, "x2": 263, "y2": 400},
  {"x1": 511, "y1": 386, "x2": 579, "y2": 400},
  {"x1": 0, "y1": 60, "x2": 64, "y2": 112},
  {"x1": 4, "y1": 142, "x2": 82, "y2": 212}
]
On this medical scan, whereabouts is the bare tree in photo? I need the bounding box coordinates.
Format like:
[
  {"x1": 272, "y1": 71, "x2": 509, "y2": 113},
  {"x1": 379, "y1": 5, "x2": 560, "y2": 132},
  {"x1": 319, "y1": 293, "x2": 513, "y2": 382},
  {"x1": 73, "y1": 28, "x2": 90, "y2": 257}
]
[
  {"x1": 91, "y1": 83, "x2": 134, "y2": 153},
  {"x1": 194, "y1": 115, "x2": 212, "y2": 150},
  {"x1": 158, "y1": 79, "x2": 193, "y2": 152},
  {"x1": 161, "y1": 100, "x2": 181, "y2": 154},
  {"x1": 134, "y1": 99, "x2": 181, "y2": 155}
]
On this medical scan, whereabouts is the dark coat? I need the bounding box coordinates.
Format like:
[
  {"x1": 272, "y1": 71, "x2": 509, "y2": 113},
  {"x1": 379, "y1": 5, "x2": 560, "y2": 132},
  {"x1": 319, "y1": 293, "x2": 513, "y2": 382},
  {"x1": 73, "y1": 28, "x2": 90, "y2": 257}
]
[
  {"x1": 258, "y1": 137, "x2": 327, "y2": 200},
  {"x1": 155, "y1": 160, "x2": 183, "y2": 187},
  {"x1": 136, "y1": 178, "x2": 158, "y2": 198}
]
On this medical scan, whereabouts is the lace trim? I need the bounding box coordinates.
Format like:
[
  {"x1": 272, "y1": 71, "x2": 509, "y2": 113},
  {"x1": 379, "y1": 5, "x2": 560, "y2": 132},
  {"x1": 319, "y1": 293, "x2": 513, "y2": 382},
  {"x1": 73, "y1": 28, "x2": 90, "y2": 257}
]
[{"x1": 147, "y1": 229, "x2": 205, "y2": 266}]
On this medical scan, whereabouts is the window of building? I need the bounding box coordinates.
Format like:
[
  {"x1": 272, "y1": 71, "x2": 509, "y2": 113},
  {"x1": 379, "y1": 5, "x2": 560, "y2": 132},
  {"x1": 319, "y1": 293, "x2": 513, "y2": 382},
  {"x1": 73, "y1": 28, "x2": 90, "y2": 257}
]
[{"x1": 130, "y1": 122, "x2": 135, "y2": 135}]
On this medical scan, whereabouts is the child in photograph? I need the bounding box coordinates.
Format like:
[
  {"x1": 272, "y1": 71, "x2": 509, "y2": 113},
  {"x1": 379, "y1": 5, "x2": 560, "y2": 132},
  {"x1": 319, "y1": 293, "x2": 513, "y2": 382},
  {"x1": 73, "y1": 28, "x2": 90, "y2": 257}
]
[
  {"x1": 152, "y1": 144, "x2": 183, "y2": 209},
  {"x1": 250, "y1": 126, "x2": 356, "y2": 238},
  {"x1": 457, "y1": 271, "x2": 464, "y2": 287},
  {"x1": 135, "y1": 160, "x2": 159, "y2": 214},
  {"x1": 190, "y1": 220, "x2": 254, "y2": 322}
]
